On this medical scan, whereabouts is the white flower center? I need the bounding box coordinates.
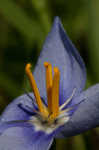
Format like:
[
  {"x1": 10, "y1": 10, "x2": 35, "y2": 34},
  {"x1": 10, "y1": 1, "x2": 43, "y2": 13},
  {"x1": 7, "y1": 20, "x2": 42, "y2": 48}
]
[{"x1": 29, "y1": 114, "x2": 70, "y2": 134}]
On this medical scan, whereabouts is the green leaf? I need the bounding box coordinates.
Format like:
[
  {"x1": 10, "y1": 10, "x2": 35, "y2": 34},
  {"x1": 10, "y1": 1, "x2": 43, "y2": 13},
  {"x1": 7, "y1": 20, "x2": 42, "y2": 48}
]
[
  {"x1": 0, "y1": 0, "x2": 42, "y2": 45},
  {"x1": 0, "y1": 73, "x2": 21, "y2": 97},
  {"x1": 88, "y1": 0, "x2": 99, "y2": 82}
]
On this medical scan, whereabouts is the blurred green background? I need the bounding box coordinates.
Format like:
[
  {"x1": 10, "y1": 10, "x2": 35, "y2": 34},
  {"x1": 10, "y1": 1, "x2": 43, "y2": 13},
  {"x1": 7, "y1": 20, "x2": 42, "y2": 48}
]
[{"x1": 0, "y1": 0, "x2": 99, "y2": 150}]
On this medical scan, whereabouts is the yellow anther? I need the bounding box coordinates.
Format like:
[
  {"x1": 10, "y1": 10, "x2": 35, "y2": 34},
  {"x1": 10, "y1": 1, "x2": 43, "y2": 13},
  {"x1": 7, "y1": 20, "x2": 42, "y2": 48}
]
[
  {"x1": 25, "y1": 63, "x2": 48, "y2": 115},
  {"x1": 44, "y1": 62, "x2": 53, "y2": 113},
  {"x1": 50, "y1": 67, "x2": 60, "y2": 120},
  {"x1": 25, "y1": 62, "x2": 61, "y2": 122}
]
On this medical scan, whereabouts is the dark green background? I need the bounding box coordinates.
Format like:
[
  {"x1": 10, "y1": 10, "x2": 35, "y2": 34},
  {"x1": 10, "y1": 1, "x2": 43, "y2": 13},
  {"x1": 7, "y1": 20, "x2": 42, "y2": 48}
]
[{"x1": 0, "y1": 0, "x2": 99, "y2": 150}]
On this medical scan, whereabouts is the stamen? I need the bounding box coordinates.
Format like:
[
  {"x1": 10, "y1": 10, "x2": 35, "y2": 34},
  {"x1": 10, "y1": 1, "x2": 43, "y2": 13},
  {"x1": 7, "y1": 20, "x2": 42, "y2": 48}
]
[
  {"x1": 50, "y1": 67, "x2": 60, "y2": 120},
  {"x1": 44, "y1": 62, "x2": 53, "y2": 112},
  {"x1": 60, "y1": 99, "x2": 84, "y2": 115},
  {"x1": 59, "y1": 88, "x2": 76, "y2": 111},
  {"x1": 59, "y1": 107, "x2": 73, "y2": 115},
  {"x1": 25, "y1": 64, "x2": 48, "y2": 115}
]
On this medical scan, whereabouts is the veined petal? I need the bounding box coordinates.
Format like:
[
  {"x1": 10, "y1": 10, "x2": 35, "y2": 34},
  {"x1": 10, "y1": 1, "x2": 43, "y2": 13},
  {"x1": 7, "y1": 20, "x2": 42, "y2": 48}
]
[
  {"x1": 0, "y1": 94, "x2": 34, "y2": 139},
  {"x1": 0, "y1": 120, "x2": 33, "y2": 135},
  {"x1": 0, "y1": 93, "x2": 36, "y2": 122},
  {"x1": 0, "y1": 132, "x2": 53, "y2": 150},
  {"x1": 33, "y1": 17, "x2": 86, "y2": 104},
  {"x1": 56, "y1": 84, "x2": 99, "y2": 138},
  {"x1": 0, "y1": 94, "x2": 54, "y2": 150}
]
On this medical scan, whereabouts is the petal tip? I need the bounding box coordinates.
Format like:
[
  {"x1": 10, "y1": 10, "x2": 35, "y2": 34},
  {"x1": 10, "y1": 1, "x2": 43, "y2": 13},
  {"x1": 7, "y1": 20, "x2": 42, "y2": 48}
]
[
  {"x1": 51, "y1": 16, "x2": 62, "y2": 32},
  {"x1": 53, "y1": 16, "x2": 61, "y2": 24}
]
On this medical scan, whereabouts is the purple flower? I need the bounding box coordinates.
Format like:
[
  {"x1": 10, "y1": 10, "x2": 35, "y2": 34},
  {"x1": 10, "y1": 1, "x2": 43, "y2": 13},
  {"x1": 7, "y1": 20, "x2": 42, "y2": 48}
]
[{"x1": 0, "y1": 17, "x2": 99, "y2": 150}]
